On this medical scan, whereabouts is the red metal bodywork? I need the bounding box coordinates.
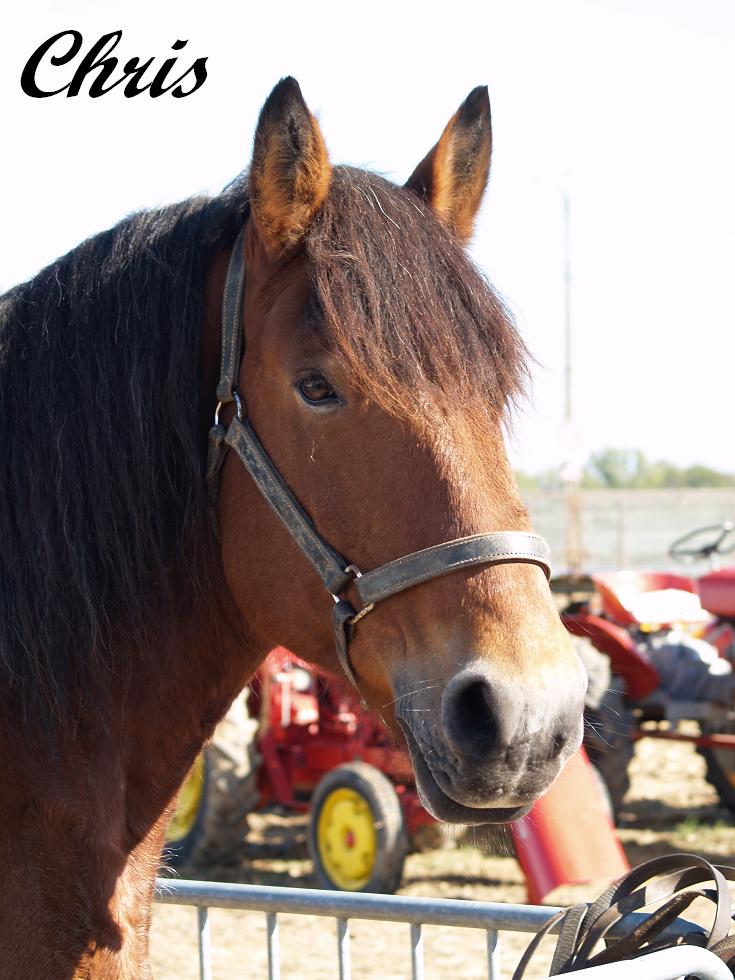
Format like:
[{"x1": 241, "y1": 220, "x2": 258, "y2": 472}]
[
  {"x1": 699, "y1": 568, "x2": 735, "y2": 619},
  {"x1": 593, "y1": 570, "x2": 697, "y2": 626},
  {"x1": 512, "y1": 750, "x2": 628, "y2": 905}
]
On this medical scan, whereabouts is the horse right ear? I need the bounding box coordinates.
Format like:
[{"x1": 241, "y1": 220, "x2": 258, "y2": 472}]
[
  {"x1": 249, "y1": 77, "x2": 332, "y2": 256},
  {"x1": 405, "y1": 86, "x2": 492, "y2": 244}
]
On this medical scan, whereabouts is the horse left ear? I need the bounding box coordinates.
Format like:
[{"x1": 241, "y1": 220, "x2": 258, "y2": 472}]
[
  {"x1": 405, "y1": 86, "x2": 492, "y2": 243},
  {"x1": 249, "y1": 77, "x2": 332, "y2": 256}
]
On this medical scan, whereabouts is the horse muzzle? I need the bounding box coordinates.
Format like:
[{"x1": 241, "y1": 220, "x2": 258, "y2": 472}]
[{"x1": 395, "y1": 661, "x2": 586, "y2": 825}]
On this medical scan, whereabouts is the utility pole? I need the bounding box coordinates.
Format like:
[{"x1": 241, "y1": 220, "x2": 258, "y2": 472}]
[
  {"x1": 561, "y1": 191, "x2": 584, "y2": 574},
  {"x1": 563, "y1": 192, "x2": 572, "y2": 426}
]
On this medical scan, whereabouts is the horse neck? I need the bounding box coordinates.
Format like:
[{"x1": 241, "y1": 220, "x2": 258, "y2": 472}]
[{"x1": 0, "y1": 245, "x2": 271, "y2": 978}]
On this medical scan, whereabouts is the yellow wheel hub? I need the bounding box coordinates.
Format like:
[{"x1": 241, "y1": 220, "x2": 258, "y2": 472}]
[
  {"x1": 167, "y1": 754, "x2": 205, "y2": 843},
  {"x1": 316, "y1": 787, "x2": 377, "y2": 890}
]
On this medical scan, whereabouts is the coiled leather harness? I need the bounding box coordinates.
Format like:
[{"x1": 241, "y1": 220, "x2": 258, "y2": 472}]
[{"x1": 207, "y1": 228, "x2": 553, "y2": 688}]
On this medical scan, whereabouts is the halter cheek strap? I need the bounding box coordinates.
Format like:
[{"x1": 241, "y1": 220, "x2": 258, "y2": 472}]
[{"x1": 207, "y1": 228, "x2": 553, "y2": 689}]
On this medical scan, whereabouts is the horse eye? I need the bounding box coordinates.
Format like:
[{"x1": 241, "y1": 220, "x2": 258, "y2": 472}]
[{"x1": 297, "y1": 373, "x2": 339, "y2": 405}]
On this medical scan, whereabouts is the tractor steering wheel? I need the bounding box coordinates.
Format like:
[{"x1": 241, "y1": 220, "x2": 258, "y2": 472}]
[{"x1": 669, "y1": 521, "x2": 735, "y2": 566}]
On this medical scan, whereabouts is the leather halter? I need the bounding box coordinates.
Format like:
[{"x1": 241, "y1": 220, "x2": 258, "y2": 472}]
[{"x1": 207, "y1": 227, "x2": 553, "y2": 688}]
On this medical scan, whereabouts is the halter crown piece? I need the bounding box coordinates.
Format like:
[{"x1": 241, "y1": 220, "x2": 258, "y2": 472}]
[{"x1": 206, "y1": 228, "x2": 553, "y2": 688}]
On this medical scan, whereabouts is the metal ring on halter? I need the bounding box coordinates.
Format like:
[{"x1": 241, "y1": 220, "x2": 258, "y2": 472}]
[
  {"x1": 214, "y1": 394, "x2": 243, "y2": 426},
  {"x1": 338, "y1": 565, "x2": 376, "y2": 624},
  {"x1": 330, "y1": 564, "x2": 359, "y2": 604},
  {"x1": 330, "y1": 564, "x2": 374, "y2": 615}
]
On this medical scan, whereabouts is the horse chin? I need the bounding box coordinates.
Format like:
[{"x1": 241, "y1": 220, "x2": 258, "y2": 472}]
[{"x1": 398, "y1": 720, "x2": 534, "y2": 826}]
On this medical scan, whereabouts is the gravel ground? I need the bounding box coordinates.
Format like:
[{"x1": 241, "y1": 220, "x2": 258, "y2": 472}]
[{"x1": 150, "y1": 736, "x2": 735, "y2": 979}]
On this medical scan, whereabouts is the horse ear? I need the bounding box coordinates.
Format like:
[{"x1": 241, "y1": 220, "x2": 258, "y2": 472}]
[
  {"x1": 249, "y1": 77, "x2": 332, "y2": 255},
  {"x1": 405, "y1": 86, "x2": 492, "y2": 243}
]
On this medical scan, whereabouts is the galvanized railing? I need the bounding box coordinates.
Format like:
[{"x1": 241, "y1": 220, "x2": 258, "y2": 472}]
[{"x1": 154, "y1": 878, "x2": 720, "y2": 980}]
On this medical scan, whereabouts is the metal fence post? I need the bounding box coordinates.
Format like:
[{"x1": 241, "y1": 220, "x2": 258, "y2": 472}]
[
  {"x1": 266, "y1": 911, "x2": 281, "y2": 980},
  {"x1": 197, "y1": 906, "x2": 212, "y2": 980},
  {"x1": 337, "y1": 917, "x2": 351, "y2": 980},
  {"x1": 410, "y1": 923, "x2": 424, "y2": 980},
  {"x1": 487, "y1": 928, "x2": 501, "y2": 980}
]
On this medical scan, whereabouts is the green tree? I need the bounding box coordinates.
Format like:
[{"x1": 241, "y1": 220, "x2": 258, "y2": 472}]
[
  {"x1": 583, "y1": 448, "x2": 647, "y2": 489},
  {"x1": 517, "y1": 450, "x2": 734, "y2": 491},
  {"x1": 582, "y1": 448, "x2": 734, "y2": 489},
  {"x1": 683, "y1": 465, "x2": 735, "y2": 488}
]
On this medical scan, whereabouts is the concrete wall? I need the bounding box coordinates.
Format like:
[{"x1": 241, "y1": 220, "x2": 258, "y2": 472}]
[{"x1": 522, "y1": 488, "x2": 735, "y2": 573}]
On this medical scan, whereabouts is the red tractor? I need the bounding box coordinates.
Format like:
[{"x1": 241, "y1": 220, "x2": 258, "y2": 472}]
[{"x1": 562, "y1": 522, "x2": 735, "y2": 818}]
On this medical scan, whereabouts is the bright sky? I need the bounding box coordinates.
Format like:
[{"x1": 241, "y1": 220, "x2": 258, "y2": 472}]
[{"x1": 1, "y1": 0, "x2": 733, "y2": 474}]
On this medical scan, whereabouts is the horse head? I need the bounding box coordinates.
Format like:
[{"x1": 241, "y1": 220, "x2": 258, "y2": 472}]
[{"x1": 217, "y1": 78, "x2": 586, "y2": 824}]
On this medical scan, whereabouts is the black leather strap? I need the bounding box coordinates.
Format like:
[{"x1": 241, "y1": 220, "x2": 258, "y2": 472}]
[
  {"x1": 333, "y1": 600, "x2": 360, "y2": 687},
  {"x1": 216, "y1": 226, "x2": 246, "y2": 405},
  {"x1": 226, "y1": 415, "x2": 352, "y2": 597},
  {"x1": 354, "y1": 533, "x2": 551, "y2": 607},
  {"x1": 513, "y1": 853, "x2": 735, "y2": 978}
]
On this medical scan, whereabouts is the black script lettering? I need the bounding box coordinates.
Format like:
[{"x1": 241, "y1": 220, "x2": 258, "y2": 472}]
[
  {"x1": 148, "y1": 39, "x2": 188, "y2": 97},
  {"x1": 20, "y1": 30, "x2": 82, "y2": 98},
  {"x1": 121, "y1": 57, "x2": 156, "y2": 97},
  {"x1": 67, "y1": 30, "x2": 123, "y2": 97},
  {"x1": 20, "y1": 30, "x2": 208, "y2": 99},
  {"x1": 170, "y1": 58, "x2": 207, "y2": 98}
]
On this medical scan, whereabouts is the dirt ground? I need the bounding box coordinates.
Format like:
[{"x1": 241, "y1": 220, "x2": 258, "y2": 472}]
[{"x1": 150, "y1": 737, "x2": 735, "y2": 979}]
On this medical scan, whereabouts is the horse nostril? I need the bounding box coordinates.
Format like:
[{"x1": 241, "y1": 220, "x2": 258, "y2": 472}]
[
  {"x1": 447, "y1": 678, "x2": 499, "y2": 757},
  {"x1": 551, "y1": 730, "x2": 568, "y2": 757}
]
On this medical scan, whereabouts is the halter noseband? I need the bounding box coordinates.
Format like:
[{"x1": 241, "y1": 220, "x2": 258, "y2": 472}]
[{"x1": 207, "y1": 227, "x2": 552, "y2": 688}]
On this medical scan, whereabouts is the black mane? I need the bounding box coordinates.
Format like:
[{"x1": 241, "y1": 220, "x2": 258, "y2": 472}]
[{"x1": 0, "y1": 181, "x2": 247, "y2": 734}]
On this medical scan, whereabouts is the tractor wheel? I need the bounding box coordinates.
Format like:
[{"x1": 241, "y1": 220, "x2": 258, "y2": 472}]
[
  {"x1": 583, "y1": 679, "x2": 635, "y2": 821},
  {"x1": 308, "y1": 762, "x2": 408, "y2": 894},
  {"x1": 699, "y1": 718, "x2": 735, "y2": 815},
  {"x1": 575, "y1": 636, "x2": 635, "y2": 822},
  {"x1": 164, "y1": 695, "x2": 260, "y2": 869}
]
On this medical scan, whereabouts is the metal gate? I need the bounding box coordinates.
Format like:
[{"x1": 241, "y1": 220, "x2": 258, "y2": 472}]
[{"x1": 153, "y1": 878, "x2": 725, "y2": 980}]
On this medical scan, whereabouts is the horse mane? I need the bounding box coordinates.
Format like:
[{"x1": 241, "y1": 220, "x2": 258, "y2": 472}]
[
  {"x1": 0, "y1": 180, "x2": 247, "y2": 736},
  {"x1": 307, "y1": 167, "x2": 528, "y2": 430},
  {"x1": 0, "y1": 165, "x2": 527, "y2": 739}
]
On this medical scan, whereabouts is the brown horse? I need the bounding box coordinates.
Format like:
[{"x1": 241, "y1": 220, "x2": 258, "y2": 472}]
[{"x1": 0, "y1": 79, "x2": 585, "y2": 977}]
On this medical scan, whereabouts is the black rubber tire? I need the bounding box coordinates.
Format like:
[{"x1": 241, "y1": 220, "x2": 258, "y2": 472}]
[
  {"x1": 573, "y1": 634, "x2": 635, "y2": 822},
  {"x1": 163, "y1": 695, "x2": 260, "y2": 869},
  {"x1": 308, "y1": 762, "x2": 408, "y2": 894},
  {"x1": 583, "y1": 679, "x2": 635, "y2": 822},
  {"x1": 699, "y1": 717, "x2": 735, "y2": 815}
]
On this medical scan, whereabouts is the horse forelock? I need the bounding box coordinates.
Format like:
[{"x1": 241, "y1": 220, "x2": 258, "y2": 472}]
[{"x1": 305, "y1": 166, "x2": 530, "y2": 433}]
